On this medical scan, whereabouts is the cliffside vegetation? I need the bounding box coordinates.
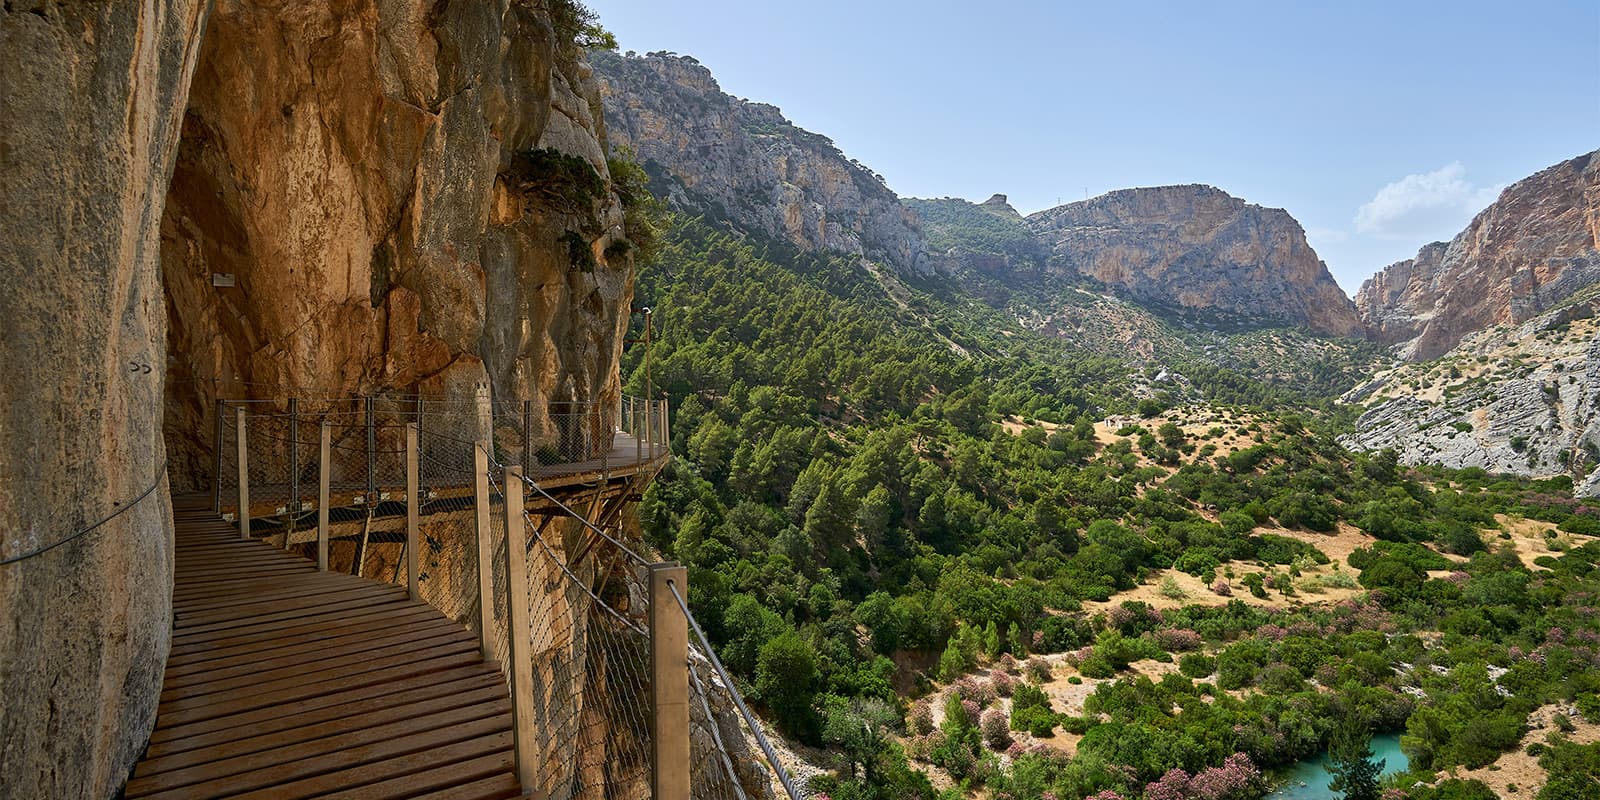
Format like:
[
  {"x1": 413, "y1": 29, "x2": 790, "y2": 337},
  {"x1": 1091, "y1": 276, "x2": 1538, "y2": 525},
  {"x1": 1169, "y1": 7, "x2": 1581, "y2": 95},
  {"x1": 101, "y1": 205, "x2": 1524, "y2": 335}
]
[{"x1": 621, "y1": 212, "x2": 1600, "y2": 800}]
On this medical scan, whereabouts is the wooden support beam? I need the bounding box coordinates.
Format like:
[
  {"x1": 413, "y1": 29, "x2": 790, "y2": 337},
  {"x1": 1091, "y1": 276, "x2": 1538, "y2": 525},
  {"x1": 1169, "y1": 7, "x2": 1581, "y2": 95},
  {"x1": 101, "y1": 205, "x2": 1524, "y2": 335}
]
[
  {"x1": 406, "y1": 422, "x2": 420, "y2": 602},
  {"x1": 650, "y1": 562, "x2": 690, "y2": 800},
  {"x1": 501, "y1": 466, "x2": 537, "y2": 792},
  {"x1": 236, "y1": 406, "x2": 250, "y2": 541},
  {"x1": 473, "y1": 439, "x2": 495, "y2": 661},
  {"x1": 317, "y1": 420, "x2": 330, "y2": 571}
]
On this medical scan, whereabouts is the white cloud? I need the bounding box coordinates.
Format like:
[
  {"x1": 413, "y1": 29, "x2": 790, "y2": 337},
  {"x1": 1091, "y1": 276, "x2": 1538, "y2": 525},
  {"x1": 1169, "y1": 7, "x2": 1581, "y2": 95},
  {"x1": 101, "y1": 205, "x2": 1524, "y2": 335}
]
[{"x1": 1354, "y1": 162, "x2": 1503, "y2": 240}]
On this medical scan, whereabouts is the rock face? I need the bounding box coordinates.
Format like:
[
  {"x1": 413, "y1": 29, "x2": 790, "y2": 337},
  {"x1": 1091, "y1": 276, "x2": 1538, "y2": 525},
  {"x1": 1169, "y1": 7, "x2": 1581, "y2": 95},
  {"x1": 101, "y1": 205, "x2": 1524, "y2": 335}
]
[
  {"x1": 161, "y1": 1, "x2": 636, "y2": 490},
  {"x1": 1343, "y1": 300, "x2": 1600, "y2": 493},
  {"x1": 1026, "y1": 185, "x2": 1366, "y2": 337},
  {"x1": 0, "y1": 2, "x2": 207, "y2": 797},
  {"x1": 1354, "y1": 151, "x2": 1600, "y2": 361},
  {"x1": 590, "y1": 50, "x2": 930, "y2": 274}
]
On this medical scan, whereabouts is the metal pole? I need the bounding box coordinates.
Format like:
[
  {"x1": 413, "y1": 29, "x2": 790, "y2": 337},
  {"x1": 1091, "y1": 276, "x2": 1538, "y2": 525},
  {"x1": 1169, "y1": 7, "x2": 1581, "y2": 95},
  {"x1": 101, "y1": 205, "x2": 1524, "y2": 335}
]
[
  {"x1": 415, "y1": 395, "x2": 426, "y2": 500},
  {"x1": 501, "y1": 466, "x2": 537, "y2": 791},
  {"x1": 236, "y1": 406, "x2": 250, "y2": 541},
  {"x1": 288, "y1": 397, "x2": 300, "y2": 531},
  {"x1": 522, "y1": 399, "x2": 532, "y2": 474},
  {"x1": 318, "y1": 419, "x2": 330, "y2": 571},
  {"x1": 635, "y1": 397, "x2": 642, "y2": 466},
  {"x1": 650, "y1": 562, "x2": 690, "y2": 800},
  {"x1": 212, "y1": 399, "x2": 224, "y2": 513},
  {"x1": 365, "y1": 395, "x2": 377, "y2": 501},
  {"x1": 473, "y1": 439, "x2": 495, "y2": 659},
  {"x1": 405, "y1": 422, "x2": 420, "y2": 602}
]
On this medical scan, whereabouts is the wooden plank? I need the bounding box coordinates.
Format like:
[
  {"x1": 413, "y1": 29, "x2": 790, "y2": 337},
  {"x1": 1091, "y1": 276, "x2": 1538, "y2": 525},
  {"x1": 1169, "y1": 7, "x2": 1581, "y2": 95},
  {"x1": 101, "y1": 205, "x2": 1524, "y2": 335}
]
[
  {"x1": 147, "y1": 663, "x2": 503, "y2": 746},
  {"x1": 128, "y1": 720, "x2": 512, "y2": 800},
  {"x1": 129, "y1": 691, "x2": 505, "y2": 784},
  {"x1": 159, "y1": 627, "x2": 475, "y2": 703},
  {"x1": 151, "y1": 649, "x2": 485, "y2": 730},
  {"x1": 318, "y1": 753, "x2": 519, "y2": 800},
  {"x1": 218, "y1": 731, "x2": 515, "y2": 800},
  {"x1": 166, "y1": 602, "x2": 443, "y2": 660},
  {"x1": 161, "y1": 616, "x2": 466, "y2": 684},
  {"x1": 143, "y1": 674, "x2": 505, "y2": 761},
  {"x1": 165, "y1": 605, "x2": 448, "y2": 667},
  {"x1": 408, "y1": 773, "x2": 523, "y2": 800},
  {"x1": 170, "y1": 592, "x2": 411, "y2": 638}
]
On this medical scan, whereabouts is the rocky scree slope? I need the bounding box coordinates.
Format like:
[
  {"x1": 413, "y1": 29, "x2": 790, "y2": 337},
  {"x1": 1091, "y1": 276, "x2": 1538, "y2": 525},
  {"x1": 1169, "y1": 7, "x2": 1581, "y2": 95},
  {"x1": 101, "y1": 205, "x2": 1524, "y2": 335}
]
[
  {"x1": 591, "y1": 50, "x2": 930, "y2": 274},
  {"x1": 1355, "y1": 150, "x2": 1600, "y2": 361},
  {"x1": 1025, "y1": 185, "x2": 1366, "y2": 338},
  {"x1": 1343, "y1": 295, "x2": 1600, "y2": 494}
]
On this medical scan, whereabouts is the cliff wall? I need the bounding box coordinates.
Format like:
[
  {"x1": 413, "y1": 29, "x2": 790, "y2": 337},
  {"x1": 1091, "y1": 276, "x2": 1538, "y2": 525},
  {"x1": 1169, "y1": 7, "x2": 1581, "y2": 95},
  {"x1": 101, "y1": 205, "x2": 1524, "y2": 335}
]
[{"x1": 0, "y1": 2, "x2": 207, "y2": 797}]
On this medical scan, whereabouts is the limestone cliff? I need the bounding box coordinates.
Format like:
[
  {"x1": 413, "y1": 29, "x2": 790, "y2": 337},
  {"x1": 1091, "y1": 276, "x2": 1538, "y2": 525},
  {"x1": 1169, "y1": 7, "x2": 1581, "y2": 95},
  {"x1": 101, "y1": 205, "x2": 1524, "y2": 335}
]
[
  {"x1": 590, "y1": 50, "x2": 930, "y2": 274},
  {"x1": 1, "y1": 2, "x2": 207, "y2": 798},
  {"x1": 1354, "y1": 150, "x2": 1600, "y2": 361},
  {"x1": 1342, "y1": 297, "x2": 1600, "y2": 494},
  {"x1": 161, "y1": 1, "x2": 637, "y2": 491},
  {"x1": 1026, "y1": 185, "x2": 1366, "y2": 337}
]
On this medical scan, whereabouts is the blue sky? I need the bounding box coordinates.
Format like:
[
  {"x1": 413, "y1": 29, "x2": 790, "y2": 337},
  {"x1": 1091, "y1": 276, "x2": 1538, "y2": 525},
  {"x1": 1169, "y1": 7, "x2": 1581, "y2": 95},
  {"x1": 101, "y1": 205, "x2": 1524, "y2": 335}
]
[{"x1": 586, "y1": 0, "x2": 1599, "y2": 295}]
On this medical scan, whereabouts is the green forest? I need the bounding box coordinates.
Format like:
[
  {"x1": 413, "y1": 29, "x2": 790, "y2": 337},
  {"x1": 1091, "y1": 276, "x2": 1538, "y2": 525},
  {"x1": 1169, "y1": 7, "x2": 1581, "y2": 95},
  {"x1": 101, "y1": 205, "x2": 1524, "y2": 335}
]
[{"x1": 618, "y1": 206, "x2": 1600, "y2": 800}]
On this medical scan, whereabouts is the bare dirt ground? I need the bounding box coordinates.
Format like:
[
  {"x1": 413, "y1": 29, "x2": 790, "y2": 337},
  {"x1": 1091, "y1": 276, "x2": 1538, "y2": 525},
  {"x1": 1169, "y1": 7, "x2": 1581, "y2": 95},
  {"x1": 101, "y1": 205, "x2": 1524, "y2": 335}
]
[
  {"x1": 1494, "y1": 513, "x2": 1594, "y2": 571},
  {"x1": 1436, "y1": 704, "x2": 1600, "y2": 796}
]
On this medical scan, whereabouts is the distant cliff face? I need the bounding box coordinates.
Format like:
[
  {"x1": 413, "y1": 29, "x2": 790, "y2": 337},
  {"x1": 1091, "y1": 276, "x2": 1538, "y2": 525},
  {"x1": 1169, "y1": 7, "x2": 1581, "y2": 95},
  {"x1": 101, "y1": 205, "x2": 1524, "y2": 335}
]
[
  {"x1": 1355, "y1": 151, "x2": 1600, "y2": 361},
  {"x1": 1026, "y1": 185, "x2": 1366, "y2": 337},
  {"x1": 591, "y1": 51, "x2": 930, "y2": 274}
]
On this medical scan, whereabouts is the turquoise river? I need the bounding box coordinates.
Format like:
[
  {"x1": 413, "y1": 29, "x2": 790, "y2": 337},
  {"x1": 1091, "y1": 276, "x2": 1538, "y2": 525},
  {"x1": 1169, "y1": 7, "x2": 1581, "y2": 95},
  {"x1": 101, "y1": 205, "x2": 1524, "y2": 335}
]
[{"x1": 1265, "y1": 733, "x2": 1410, "y2": 800}]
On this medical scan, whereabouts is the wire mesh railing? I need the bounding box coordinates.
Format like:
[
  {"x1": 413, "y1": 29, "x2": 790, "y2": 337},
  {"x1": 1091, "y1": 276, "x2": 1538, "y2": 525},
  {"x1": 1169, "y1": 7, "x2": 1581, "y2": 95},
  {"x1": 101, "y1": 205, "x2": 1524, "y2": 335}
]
[{"x1": 210, "y1": 390, "x2": 805, "y2": 799}]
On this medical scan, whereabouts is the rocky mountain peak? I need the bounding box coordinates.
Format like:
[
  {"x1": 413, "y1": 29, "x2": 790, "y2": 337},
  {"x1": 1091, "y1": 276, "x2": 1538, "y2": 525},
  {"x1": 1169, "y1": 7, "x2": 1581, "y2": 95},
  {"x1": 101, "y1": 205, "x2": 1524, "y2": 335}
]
[
  {"x1": 1354, "y1": 150, "x2": 1600, "y2": 361},
  {"x1": 1025, "y1": 185, "x2": 1366, "y2": 337},
  {"x1": 981, "y1": 194, "x2": 1022, "y2": 216},
  {"x1": 592, "y1": 50, "x2": 930, "y2": 274}
]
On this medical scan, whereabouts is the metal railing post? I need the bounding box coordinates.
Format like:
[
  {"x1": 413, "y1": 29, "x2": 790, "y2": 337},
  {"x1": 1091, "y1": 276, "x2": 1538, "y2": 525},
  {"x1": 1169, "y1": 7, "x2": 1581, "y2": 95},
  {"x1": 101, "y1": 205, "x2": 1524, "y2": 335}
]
[
  {"x1": 472, "y1": 439, "x2": 495, "y2": 659},
  {"x1": 365, "y1": 395, "x2": 377, "y2": 501},
  {"x1": 405, "y1": 422, "x2": 420, "y2": 601},
  {"x1": 318, "y1": 419, "x2": 330, "y2": 571},
  {"x1": 501, "y1": 466, "x2": 537, "y2": 790},
  {"x1": 662, "y1": 398, "x2": 670, "y2": 453},
  {"x1": 644, "y1": 396, "x2": 654, "y2": 463},
  {"x1": 635, "y1": 397, "x2": 643, "y2": 466},
  {"x1": 650, "y1": 562, "x2": 690, "y2": 800},
  {"x1": 212, "y1": 399, "x2": 224, "y2": 513},
  {"x1": 521, "y1": 399, "x2": 532, "y2": 474},
  {"x1": 415, "y1": 396, "x2": 426, "y2": 500},
  {"x1": 288, "y1": 397, "x2": 300, "y2": 534},
  {"x1": 236, "y1": 406, "x2": 250, "y2": 541}
]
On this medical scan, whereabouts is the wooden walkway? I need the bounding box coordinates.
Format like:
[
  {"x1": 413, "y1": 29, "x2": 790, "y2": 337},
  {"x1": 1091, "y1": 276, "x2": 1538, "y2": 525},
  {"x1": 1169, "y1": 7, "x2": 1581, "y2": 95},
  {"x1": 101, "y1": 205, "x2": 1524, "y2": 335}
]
[{"x1": 125, "y1": 496, "x2": 521, "y2": 800}]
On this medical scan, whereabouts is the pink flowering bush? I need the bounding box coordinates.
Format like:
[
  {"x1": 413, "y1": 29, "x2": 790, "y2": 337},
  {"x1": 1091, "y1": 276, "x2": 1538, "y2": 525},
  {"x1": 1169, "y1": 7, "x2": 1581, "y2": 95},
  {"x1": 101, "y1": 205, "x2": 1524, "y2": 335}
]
[
  {"x1": 1085, "y1": 791, "x2": 1125, "y2": 800},
  {"x1": 961, "y1": 699, "x2": 981, "y2": 725},
  {"x1": 980, "y1": 707, "x2": 1012, "y2": 750},
  {"x1": 1026, "y1": 656, "x2": 1052, "y2": 681},
  {"x1": 1188, "y1": 753, "x2": 1263, "y2": 800},
  {"x1": 953, "y1": 676, "x2": 996, "y2": 706},
  {"x1": 992, "y1": 668, "x2": 1017, "y2": 697},
  {"x1": 1211, "y1": 578, "x2": 1232, "y2": 596},
  {"x1": 908, "y1": 701, "x2": 934, "y2": 735},
  {"x1": 1143, "y1": 768, "x2": 1192, "y2": 800},
  {"x1": 1155, "y1": 628, "x2": 1204, "y2": 652}
]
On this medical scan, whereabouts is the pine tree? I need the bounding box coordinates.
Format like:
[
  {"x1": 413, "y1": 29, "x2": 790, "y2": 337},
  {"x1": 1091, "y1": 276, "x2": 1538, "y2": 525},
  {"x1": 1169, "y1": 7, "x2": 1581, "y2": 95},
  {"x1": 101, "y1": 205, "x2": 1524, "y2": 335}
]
[{"x1": 1326, "y1": 717, "x2": 1383, "y2": 800}]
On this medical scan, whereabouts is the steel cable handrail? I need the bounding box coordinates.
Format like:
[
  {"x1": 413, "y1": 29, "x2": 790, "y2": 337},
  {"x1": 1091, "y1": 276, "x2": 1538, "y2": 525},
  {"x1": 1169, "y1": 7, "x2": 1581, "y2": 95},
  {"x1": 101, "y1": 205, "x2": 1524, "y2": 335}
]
[{"x1": 1, "y1": 460, "x2": 169, "y2": 566}]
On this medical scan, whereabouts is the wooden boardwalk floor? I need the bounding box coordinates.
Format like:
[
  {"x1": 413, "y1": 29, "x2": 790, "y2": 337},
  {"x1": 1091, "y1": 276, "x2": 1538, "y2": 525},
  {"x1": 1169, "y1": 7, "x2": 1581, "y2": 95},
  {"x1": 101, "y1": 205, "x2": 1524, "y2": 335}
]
[{"x1": 126, "y1": 496, "x2": 521, "y2": 800}]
